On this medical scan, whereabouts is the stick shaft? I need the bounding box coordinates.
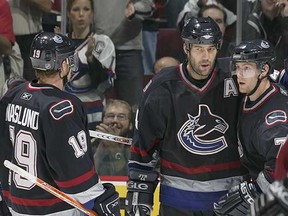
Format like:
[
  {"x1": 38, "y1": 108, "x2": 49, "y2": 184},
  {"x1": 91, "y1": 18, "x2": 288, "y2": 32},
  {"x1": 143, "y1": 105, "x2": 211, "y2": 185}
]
[
  {"x1": 89, "y1": 130, "x2": 132, "y2": 145},
  {"x1": 3, "y1": 160, "x2": 98, "y2": 216}
]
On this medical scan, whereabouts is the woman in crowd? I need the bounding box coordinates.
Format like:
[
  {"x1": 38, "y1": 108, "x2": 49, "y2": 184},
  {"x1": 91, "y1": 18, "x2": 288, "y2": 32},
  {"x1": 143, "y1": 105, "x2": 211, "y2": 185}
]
[{"x1": 60, "y1": 0, "x2": 116, "y2": 129}]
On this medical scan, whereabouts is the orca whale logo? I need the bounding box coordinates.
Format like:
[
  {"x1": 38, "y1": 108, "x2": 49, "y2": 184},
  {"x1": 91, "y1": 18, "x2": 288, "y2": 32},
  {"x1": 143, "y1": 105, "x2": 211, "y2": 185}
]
[{"x1": 177, "y1": 104, "x2": 229, "y2": 155}]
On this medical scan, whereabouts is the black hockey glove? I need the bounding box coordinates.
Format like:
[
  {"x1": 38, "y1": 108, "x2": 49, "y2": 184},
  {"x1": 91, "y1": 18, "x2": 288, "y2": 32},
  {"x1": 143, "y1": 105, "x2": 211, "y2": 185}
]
[
  {"x1": 126, "y1": 180, "x2": 157, "y2": 216},
  {"x1": 93, "y1": 183, "x2": 120, "y2": 216},
  {"x1": 249, "y1": 179, "x2": 288, "y2": 216},
  {"x1": 125, "y1": 169, "x2": 158, "y2": 216},
  {"x1": 214, "y1": 181, "x2": 260, "y2": 216}
]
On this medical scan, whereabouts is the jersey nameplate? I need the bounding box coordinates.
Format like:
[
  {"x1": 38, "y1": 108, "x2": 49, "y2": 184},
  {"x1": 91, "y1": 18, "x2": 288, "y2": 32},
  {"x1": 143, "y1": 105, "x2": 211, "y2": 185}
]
[{"x1": 6, "y1": 103, "x2": 39, "y2": 130}]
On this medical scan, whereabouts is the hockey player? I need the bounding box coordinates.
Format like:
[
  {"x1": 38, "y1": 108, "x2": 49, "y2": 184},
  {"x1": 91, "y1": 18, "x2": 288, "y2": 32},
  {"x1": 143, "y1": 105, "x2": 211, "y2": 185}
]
[
  {"x1": 275, "y1": 137, "x2": 288, "y2": 181},
  {"x1": 214, "y1": 39, "x2": 288, "y2": 216},
  {"x1": 125, "y1": 16, "x2": 248, "y2": 216},
  {"x1": 0, "y1": 32, "x2": 120, "y2": 216},
  {"x1": 249, "y1": 138, "x2": 288, "y2": 216}
]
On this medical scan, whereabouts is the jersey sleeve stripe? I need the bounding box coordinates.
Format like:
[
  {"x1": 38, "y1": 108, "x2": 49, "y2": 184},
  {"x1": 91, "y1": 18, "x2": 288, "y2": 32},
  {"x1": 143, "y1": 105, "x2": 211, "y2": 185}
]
[
  {"x1": 3, "y1": 190, "x2": 62, "y2": 206},
  {"x1": 54, "y1": 167, "x2": 96, "y2": 188}
]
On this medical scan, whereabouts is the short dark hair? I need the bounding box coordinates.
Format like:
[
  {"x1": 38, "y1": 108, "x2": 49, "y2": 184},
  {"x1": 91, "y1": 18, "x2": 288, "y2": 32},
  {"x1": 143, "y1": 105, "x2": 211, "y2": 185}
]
[{"x1": 198, "y1": 4, "x2": 227, "y2": 26}]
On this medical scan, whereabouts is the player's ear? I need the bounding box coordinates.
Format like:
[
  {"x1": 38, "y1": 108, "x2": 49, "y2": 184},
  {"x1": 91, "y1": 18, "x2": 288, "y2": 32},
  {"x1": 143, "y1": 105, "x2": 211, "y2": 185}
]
[
  {"x1": 183, "y1": 43, "x2": 190, "y2": 55},
  {"x1": 60, "y1": 59, "x2": 69, "y2": 76},
  {"x1": 260, "y1": 64, "x2": 269, "y2": 78}
]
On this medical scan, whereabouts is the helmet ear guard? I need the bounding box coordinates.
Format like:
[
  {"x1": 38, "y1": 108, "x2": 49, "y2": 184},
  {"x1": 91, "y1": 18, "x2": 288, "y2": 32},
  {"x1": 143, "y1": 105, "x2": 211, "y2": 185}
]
[{"x1": 63, "y1": 51, "x2": 79, "y2": 72}]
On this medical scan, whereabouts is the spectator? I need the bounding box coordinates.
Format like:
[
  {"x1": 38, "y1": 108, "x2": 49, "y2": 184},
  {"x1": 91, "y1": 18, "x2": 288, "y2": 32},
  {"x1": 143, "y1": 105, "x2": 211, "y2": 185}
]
[
  {"x1": 0, "y1": 2, "x2": 15, "y2": 212},
  {"x1": 42, "y1": 0, "x2": 61, "y2": 32},
  {"x1": 63, "y1": 0, "x2": 116, "y2": 129},
  {"x1": 8, "y1": 0, "x2": 53, "y2": 81},
  {"x1": 0, "y1": 0, "x2": 15, "y2": 98},
  {"x1": 0, "y1": 32, "x2": 120, "y2": 216},
  {"x1": 198, "y1": 4, "x2": 236, "y2": 57},
  {"x1": 125, "y1": 17, "x2": 248, "y2": 216},
  {"x1": 243, "y1": 0, "x2": 288, "y2": 70},
  {"x1": 0, "y1": 0, "x2": 23, "y2": 98},
  {"x1": 177, "y1": 0, "x2": 237, "y2": 31},
  {"x1": 214, "y1": 39, "x2": 288, "y2": 216},
  {"x1": 178, "y1": 3, "x2": 237, "y2": 57},
  {"x1": 93, "y1": 99, "x2": 134, "y2": 176},
  {"x1": 93, "y1": 0, "x2": 155, "y2": 109},
  {"x1": 142, "y1": 0, "x2": 168, "y2": 75},
  {"x1": 153, "y1": 56, "x2": 180, "y2": 74},
  {"x1": 164, "y1": 0, "x2": 188, "y2": 28}
]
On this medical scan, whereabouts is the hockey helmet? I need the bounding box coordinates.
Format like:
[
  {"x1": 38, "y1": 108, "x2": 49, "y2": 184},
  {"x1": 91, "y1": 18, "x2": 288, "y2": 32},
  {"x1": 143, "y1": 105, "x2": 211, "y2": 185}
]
[
  {"x1": 181, "y1": 16, "x2": 222, "y2": 49},
  {"x1": 30, "y1": 32, "x2": 78, "y2": 72},
  {"x1": 232, "y1": 39, "x2": 276, "y2": 74}
]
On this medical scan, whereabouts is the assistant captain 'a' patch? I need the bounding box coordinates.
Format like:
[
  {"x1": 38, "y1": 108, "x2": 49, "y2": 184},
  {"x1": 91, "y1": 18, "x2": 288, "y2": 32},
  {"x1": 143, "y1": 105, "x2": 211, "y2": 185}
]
[{"x1": 49, "y1": 100, "x2": 74, "y2": 120}]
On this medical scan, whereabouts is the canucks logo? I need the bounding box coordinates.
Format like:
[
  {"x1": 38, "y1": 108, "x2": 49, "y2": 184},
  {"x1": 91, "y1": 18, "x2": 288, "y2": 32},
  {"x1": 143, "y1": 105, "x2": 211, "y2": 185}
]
[{"x1": 177, "y1": 104, "x2": 229, "y2": 155}]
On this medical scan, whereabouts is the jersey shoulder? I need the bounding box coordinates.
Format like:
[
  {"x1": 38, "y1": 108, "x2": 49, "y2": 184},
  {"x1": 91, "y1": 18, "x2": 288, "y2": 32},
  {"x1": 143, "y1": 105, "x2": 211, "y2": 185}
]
[
  {"x1": 4, "y1": 82, "x2": 85, "y2": 121},
  {"x1": 143, "y1": 65, "x2": 181, "y2": 93}
]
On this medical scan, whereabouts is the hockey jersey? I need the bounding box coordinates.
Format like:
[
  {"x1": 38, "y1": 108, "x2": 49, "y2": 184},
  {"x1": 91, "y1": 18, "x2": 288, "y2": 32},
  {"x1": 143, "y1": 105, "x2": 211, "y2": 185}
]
[
  {"x1": 275, "y1": 137, "x2": 288, "y2": 180},
  {"x1": 238, "y1": 84, "x2": 288, "y2": 192},
  {"x1": 0, "y1": 81, "x2": 104, "y2": 215},
  {"x1": 129, "y1": 62, "x2": 248, "y2": 211}
]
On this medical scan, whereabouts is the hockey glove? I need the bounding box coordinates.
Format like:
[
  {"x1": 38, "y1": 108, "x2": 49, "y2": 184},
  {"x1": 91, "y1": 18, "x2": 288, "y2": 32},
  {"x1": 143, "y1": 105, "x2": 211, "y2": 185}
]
[
  {"x1": 93, "y1": 183, "x2": 120, "y2": 216},
  {"x1": 214, "y1": 181, "x2": 260, "y2": 216},
  {"x1": 126, "y1": 180, "x2": 157, "y2": 216},
  {"x1": 250, "y1": 179, "x2": 288, "y2": 216}
]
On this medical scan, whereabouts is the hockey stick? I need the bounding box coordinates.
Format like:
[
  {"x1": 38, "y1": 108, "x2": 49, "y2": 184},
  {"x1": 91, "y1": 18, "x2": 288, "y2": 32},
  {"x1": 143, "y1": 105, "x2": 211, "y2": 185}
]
[
  {"x1": 89, "y1": 130, "x2": 132, "y2": 145},
  {"x1": 3, "y1": 160, "x2": 98, "y2": 216}
]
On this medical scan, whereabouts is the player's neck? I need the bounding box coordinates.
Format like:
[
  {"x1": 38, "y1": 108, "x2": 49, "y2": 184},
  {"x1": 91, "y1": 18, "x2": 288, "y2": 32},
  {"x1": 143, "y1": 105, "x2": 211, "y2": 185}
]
[
  {"x1": 37, "y1": 75, "x2": 64, "y2": 90},
  {"x1": 248, "y1": 79, "x2": 271, "y2": 101}
]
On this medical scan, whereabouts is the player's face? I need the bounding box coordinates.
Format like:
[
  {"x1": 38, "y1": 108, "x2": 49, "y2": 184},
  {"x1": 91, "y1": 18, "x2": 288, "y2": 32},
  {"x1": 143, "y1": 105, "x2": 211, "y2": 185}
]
[
  {"x1": 103, "y1": 104, "x2": 132, "y2": 137},
  {"x1": 186, "y1": 44, "x2": 218, "y2": 80},
  {"x1": 235, "y1": 62, "x2": 260, "y2": 93},
  {"x1": 68, "y1": 0, "x2": 93, "y2": 33}
]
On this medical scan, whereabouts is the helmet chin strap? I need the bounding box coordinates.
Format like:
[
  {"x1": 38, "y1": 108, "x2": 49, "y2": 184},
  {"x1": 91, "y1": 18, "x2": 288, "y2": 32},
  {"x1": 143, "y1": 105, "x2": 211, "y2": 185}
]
[
  {"x1": 62, "y1": 75, "x2": 68, "y2": 86},
  {"x1": 59, "y1": 59, "x2": 70, "y2": 86},
  {"x1": 247, "y1": 74, "x2": 265, "y2": 96}
]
